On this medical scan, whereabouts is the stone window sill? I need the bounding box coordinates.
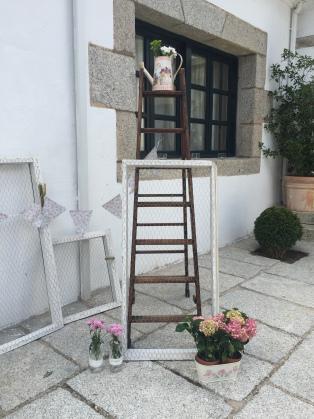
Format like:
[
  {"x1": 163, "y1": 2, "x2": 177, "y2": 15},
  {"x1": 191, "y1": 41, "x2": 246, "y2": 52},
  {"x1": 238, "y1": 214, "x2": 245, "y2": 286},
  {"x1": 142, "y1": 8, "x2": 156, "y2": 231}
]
[{"x1": 116, "y1": 156, "x2": 260, "y2": 181}]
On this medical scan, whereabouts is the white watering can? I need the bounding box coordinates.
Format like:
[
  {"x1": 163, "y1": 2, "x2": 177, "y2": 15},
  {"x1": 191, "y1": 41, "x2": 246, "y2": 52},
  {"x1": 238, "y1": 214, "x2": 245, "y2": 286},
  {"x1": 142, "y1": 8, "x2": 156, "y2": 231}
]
[{"x1": 140, "y1": 54, "x2": 183, "y2": 91}]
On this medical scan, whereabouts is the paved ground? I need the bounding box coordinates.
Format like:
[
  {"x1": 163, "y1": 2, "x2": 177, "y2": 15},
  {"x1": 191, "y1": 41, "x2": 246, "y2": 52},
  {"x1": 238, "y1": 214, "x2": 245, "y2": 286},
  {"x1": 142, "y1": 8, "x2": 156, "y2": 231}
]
[{"x1": 0, "y1": 237, "x2": 313, "y2": 418}]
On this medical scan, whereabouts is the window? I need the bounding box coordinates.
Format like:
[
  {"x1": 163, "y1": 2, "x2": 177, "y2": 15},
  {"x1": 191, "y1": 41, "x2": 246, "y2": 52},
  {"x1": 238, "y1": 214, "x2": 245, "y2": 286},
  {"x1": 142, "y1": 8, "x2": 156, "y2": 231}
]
[{"x1": 136, "y1": 20, "x2": 238, "y2": 158}]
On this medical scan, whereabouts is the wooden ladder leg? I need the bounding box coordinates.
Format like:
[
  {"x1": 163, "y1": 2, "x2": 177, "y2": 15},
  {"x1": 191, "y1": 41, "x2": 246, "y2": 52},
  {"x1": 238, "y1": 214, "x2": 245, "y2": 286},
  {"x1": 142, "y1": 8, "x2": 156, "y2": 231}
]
[
  {"x1": 187, "y1": 168, "x2": 202, "y2": 315},
  {"x1": 127, "y1": 168, "x2": 140, "y2": 348},
  {"x1": 182, "y1": 168, "x2": 190, "y2": 298}
]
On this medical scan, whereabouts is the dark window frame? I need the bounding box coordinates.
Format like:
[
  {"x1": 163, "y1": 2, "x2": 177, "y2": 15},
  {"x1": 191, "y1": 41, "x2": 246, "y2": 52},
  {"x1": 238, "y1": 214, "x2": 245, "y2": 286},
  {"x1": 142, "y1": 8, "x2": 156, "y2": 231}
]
[{"x1": 136, "y1": 20, "x2": 238, "y2": 158}]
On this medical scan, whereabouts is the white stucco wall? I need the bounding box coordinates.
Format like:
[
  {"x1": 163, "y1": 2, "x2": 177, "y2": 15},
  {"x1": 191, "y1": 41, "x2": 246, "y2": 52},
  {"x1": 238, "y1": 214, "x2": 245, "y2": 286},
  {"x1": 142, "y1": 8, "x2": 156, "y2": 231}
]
[{"x1": 0, "y1": 0, "x2": 301, "y2": 323}]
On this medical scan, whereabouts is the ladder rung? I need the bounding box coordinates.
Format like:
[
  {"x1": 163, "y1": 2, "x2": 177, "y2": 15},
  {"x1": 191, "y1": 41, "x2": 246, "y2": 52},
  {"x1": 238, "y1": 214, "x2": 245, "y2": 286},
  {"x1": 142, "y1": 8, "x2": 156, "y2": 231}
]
[
  {"x1": 136, "y1": 239, "x2": 193, "y2": 245},
  {"x1": 131, "y1": 315, "x2": 190, "y2": 323},
  {"x1": 134, "y1": 275, "x2": 195, "y2": 284},
  {"x1": 138, "y1": 194, "x2": 183, "y2": 198},
  {"x1": 136, "y1": 249, "x2": 185, "y2": 254},
  {"x1": 137, "y1": 223, "x2": 185, "y2": 227},
  {"x1": 143, "y1": 90, "x2": 184, "y2": 97},
  {"x1": 141, "y1": 128, "x2": 184, "y2": 134},
  {"x1": 137, "y1": 201, "x2": 191, "y2": 207}
]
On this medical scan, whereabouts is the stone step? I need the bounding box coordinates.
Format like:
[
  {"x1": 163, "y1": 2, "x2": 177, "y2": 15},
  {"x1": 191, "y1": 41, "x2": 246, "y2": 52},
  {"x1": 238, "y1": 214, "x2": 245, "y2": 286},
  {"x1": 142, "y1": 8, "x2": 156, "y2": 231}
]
[
  {"x1": 302, "y1": 224, "x2": 314, "y2": 241},
  {"x1": 294, "y1": 211, "x2": 314, "y2": 225}
]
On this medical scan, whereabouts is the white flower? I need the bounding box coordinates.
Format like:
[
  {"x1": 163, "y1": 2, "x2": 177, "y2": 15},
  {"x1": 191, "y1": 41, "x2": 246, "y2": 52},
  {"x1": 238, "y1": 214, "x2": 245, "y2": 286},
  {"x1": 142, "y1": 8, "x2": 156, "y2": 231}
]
[{"x1": 160, "y1": 45, "x2": 177, "y2": 57}]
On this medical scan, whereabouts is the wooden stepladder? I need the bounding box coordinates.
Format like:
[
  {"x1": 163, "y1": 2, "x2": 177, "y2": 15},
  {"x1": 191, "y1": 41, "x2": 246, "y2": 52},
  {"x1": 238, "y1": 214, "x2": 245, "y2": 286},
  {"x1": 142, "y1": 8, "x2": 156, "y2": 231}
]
[{"x1": 127, "y1": 68, "x2": 202, "y2": 347}]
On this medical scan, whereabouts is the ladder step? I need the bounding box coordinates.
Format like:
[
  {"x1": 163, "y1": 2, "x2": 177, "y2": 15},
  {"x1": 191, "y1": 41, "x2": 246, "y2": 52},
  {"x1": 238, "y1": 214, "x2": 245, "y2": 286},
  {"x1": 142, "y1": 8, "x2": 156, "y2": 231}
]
[
  {"x1": 137, "y1": 201, "x2": 191, "y2": 207},
  {"x1": 143, "y1": 90, "x2": 184, "y2": 97},
  {"x1": 131, "y1": 315, "x2": 190, "y2": 323},
  {"x1": 136, "y1": 249, "x2": 185, "y2": 254},
  {"x1": 134, "y1": 275, "x2": 195, "y2": 284},
  {"x1": 137, "y1": 223, "x2": 185, "y2": 227},
  {"x1": 136, "y1": 239, "x2": 193, "y2": 245},
  {"x1": 138, "y1": 194, "x2": 183, "y2": 198},
  {"x1": 141, "y1": 128, "x2": 184, "y2": 134}
]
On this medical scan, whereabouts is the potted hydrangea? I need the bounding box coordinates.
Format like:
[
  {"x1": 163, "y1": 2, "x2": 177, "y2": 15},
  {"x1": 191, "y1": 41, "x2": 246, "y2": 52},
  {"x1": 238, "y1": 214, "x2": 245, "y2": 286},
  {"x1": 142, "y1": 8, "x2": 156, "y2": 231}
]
[
  {"x1": 142, "y1": 39, "x2": 183, "y2": 91},
  {"x1": 176, "y1": 309, "x2": 256, "y2": 383},
  {"x1": 87, "y1": 318, "x2": 105, "y2": 369}
]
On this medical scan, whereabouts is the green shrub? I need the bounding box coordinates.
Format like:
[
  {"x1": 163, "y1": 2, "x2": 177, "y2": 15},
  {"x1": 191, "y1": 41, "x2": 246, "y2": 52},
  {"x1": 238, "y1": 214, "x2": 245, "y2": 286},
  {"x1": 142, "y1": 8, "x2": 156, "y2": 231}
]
[{"x1": 254, "y1": 207, "x2": 302, "y2": 259}]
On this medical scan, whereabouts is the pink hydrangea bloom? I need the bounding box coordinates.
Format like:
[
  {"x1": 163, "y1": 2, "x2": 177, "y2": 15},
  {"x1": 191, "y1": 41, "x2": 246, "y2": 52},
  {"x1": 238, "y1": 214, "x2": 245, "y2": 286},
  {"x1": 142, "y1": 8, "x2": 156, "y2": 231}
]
[
  {"x1": 87, "y1": 318, "x2": 105, "y2": 331},
  {"x1": 212, "y1": 313, "x2": 226, "y2": 330},
  {"x1": 225, "y1": 319, "x2": 249, "y2": 342},
  {"x1": 244, "y1": 318, "x2": 257, "y2": 338},
  {"x1": 107, "y1": 323, "x2": 123, "y2": 337}
]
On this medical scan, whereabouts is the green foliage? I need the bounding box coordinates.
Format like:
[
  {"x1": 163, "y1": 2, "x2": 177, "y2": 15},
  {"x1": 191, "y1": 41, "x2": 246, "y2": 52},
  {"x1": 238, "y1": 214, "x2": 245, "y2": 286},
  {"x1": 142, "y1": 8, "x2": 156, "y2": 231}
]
[
  {"x1": 150, "y1": 39, "x2": 162, "y2": 56},
  {"x1": 261, "y1": 49, "x2": 314, "y2": 176},
  {"x1": 254, "y1": 206, "x2": 303, "y2": 259}
]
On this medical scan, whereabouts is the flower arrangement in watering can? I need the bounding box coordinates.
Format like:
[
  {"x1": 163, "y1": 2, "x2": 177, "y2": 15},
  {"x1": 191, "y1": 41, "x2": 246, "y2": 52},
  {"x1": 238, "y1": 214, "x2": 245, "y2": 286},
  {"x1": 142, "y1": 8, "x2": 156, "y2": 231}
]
[
  {"x1": 176, "y1": 309, "x2": 257, "y2": 383},
  {"x1": 107, "y1": 323, "x2": 123, "y2": 367},
  {"x1": 87, "y1": 318, "x2": 105, "y2": 369},
  {"x1": 141, "y1": 39, "x2": 183, "y2": 91}
]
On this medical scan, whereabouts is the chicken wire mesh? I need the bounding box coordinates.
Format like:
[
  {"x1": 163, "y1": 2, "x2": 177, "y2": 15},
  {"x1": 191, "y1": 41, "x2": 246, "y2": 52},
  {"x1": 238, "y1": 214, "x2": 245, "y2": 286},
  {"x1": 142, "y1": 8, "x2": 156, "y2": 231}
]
[
  {"x1": 122, "y1": 160, "x2": 219, "y2": 359},
  {"x1": 53, "y1": 232, "x2": 121, "y2": 323},
  {"x1": 0, "y1": 159, "x2": 62, "y2": 354}
]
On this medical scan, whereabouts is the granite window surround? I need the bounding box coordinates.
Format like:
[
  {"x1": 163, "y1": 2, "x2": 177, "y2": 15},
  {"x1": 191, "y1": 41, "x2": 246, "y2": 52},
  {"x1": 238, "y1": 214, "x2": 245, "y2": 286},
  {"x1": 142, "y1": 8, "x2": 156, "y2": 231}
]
[{"x1": 89, "y1": 0, "x2": 269, "y2": 177}]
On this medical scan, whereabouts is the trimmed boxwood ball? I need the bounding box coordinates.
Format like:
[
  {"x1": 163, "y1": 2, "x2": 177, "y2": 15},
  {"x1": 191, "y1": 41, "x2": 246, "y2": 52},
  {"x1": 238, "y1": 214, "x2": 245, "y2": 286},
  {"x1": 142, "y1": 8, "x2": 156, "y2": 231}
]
[{"x1": 254, "y1": 207, "x2": 303, "y2": 259}]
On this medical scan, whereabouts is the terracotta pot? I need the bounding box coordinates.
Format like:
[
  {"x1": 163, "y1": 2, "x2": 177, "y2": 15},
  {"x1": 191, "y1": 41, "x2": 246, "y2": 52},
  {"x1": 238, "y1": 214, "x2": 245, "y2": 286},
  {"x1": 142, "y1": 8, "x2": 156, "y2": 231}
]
[
  {"x1": 195, "y1": 354, "x2": 241, "y2": 384},
  {"x1": 195, "y1": 355, "x2": 220, "y2": 366},
  {"x1": 284, "y1": 176, "x2": 314, "y2": 212}
]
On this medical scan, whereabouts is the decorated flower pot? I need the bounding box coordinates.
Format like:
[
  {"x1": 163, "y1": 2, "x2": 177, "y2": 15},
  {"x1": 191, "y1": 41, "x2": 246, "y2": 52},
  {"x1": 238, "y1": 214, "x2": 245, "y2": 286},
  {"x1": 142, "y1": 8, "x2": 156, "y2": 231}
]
[
  {"x1": 152, "y1": 55, "x2": 183, "y2": 91},
  {"x1": 195, "y1": 354, "x2": 242, "y2": 384}
]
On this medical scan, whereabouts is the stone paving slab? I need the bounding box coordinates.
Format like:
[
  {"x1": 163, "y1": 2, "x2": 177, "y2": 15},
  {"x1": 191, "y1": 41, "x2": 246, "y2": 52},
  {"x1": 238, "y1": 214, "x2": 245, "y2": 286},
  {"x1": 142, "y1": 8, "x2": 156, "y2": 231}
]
[
  {"x1": 130, "y1": 292, "x2": 184, "y2": 334},
  {"x1": 271, "y1": 331, "x2": 314, "y2": 403},
  {"x1": 197, "y1": 255, "x2": 262, "y2": 279},
  {"x1": 68, "y1": 362, "x2": 231, "y2": 419},
  {"x1": 0, "y1": 341, "x2": 78, "y2": 412},
  {"x1": 43, "y1": 314, "x2": 141, "y2": 368},
  {"x1": 219, "y1": 246, "x2": 276, "y2": 267},
  {"x1": 245, "y1": 322, "x2": 300, "y2": 363},
  {"x1": 0, "y1": 326, "x2": 25, "y2": 346},
  {"x1": 220, "y1": 289, "x2": 313, "y2": 336},
  {"x1": 161, "y1": 354, "x2": 273, "y2": 402},
  {"x1": 235, "y1": 385, "x2": 314, "y2": 419},
  {"x1": 7, "y1": 388, "x2": 102, "y2": 418},
  {"x1": 266, "y1": 257, "x2": 314, "y2": 285},
  {"x1": 243, "y1": 272, "x2": 314, "y2": 308},
  {"x1": 232, "y1": 237, "x2": 259, "y2": 251},
  {"x1": 133, "y1": 323, "x2": 195, "y2": 349}
]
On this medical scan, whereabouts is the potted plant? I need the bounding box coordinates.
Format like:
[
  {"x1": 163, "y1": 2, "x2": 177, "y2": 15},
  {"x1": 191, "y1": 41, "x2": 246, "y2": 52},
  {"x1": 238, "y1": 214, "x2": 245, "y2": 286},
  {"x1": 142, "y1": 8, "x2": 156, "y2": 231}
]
[
  {"x1": 261, "y1": 49, "x2": 314, "y2": 212},
  {"x1": 254, "y1": 206, "x2": 303, "y2": 259},
  {"x1": 106, "y1": 323, "x2": 123, "y2": 367},
  {"x1": 176, "y1": 309, "x2": 257, "y2": 383},
  {"x1": 141, "y1": 40, "x2": 183, "y2": 91},
  {"x1": 87, "y1": 318, "x2": 105, "y2": 369}
]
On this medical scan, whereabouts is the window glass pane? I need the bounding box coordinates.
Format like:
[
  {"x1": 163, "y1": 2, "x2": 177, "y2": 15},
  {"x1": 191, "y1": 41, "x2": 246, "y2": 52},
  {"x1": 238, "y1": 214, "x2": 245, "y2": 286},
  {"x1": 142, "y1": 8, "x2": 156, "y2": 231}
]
[
  {"x1": 212, "y1": 94, "x2": 228, "y2": 121},
  {"x1": 191, "y1": 54, "x2": 206, "y2": 86},
  {"x1": 155, "y1": 120, "x2": 176, "y2": 151},
  {"x1": 135, "y1": 35, "x2": 144, "y2": 68},
  {"x1": 221, "y1": 95, "x2": 228, "y2": 121},
  {"x1": 155, "y1": 97, "x2": 176, "y2": 116},
  {"x1": 191, "y1": 89, "x2": 205, "y2": 119},
  {"x1": 140, "y1": 118, "x2": 145, "y2": 151},
  {"x1": 211, "y1": 125, "x2": 227, "y2": 151},
  {"x1": 213, "y1": 61, "x2": 220, "y2": 89},
  {"x1": 190, "y1": 123, "x2": 205, "y2": 151},
  {"x1": 212, "y1": 93, "x2": 219, "y2": 120},
  {"x1": 222, "y1": 63, "x2": 229, "y2": 90}
]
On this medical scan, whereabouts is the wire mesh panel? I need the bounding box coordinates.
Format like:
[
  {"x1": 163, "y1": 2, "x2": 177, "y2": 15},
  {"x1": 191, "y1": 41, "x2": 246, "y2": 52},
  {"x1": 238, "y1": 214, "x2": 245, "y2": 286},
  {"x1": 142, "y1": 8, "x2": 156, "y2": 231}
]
[
  {"x1": 53, "y1": 231, "x2": 121, "y2": 324},
  {"x1": 122, "y1": 160, "x2": 218, "y2": 361},
  {"x1": 0, "y1": 159, "x2": 63, "y2": 354}
]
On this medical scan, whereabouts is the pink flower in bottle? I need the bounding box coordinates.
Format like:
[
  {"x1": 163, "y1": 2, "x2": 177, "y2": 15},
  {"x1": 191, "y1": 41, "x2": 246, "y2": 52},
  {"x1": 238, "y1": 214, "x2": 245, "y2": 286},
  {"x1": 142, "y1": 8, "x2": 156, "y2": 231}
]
[{"x1": 107, "y1": 323, "x2": 123, "y2": 337}]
